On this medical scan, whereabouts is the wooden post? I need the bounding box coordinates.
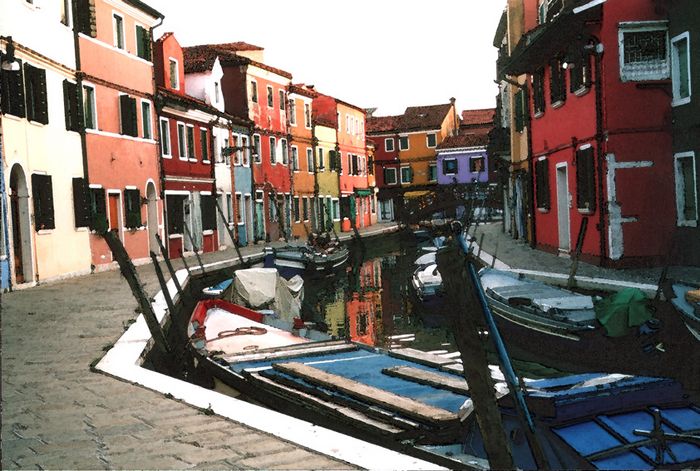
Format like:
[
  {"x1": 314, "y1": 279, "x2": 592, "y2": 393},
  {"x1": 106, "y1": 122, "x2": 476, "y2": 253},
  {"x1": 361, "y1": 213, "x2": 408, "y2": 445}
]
[
  {"x1": 567, "y1": 217, "x2": 588, "y2": 289},
  {"x1": 150, "y1": 252, "x2": 177, "y2": 318},
  {"x1": 435, "y1": 244, "x2": 514, "y2": 469},
  {"x1": 155, "y1": 234, "x2": 184, "y2": 299},
  {"x1": 179, "y1": 248, "x2": 191, "y2": 273},
  {"x1": 491, "y1": 239, "x2": 499, "y2": 269},
  {"x1": 183, "y1": 224, "x2": 206, "y2": 275},
  {"x1": 215, "y1": 199, "x2": 249, "y2": 268},
  {"x1": 102, "y1": 231, "x2": 171, "y2": 355}
]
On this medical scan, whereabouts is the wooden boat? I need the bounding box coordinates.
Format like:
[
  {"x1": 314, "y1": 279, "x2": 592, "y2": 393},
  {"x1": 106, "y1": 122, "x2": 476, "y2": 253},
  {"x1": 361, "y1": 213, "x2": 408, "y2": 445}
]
[
  {"x1": 410, "y1": 262, "x2": 444, "y2": 305},
  {"x1": 188, "y1": 299, "x2": 309, "y2": 357},
  {"x1": 671, "y1": 283, "x2": 700, "y2": 342},
  {"x1": 263, "y1": 243, "x2": 349, "y2": 279}
]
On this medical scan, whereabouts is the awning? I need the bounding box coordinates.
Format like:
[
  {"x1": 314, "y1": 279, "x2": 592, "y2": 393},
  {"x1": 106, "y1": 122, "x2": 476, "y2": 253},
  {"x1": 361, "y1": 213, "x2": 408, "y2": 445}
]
[
  {"x1": 404, "y1": 190, "x2": 431, "y2": 199},
  {"x1": 354, "y1": 188, "x2": 372, "y2": 196}
]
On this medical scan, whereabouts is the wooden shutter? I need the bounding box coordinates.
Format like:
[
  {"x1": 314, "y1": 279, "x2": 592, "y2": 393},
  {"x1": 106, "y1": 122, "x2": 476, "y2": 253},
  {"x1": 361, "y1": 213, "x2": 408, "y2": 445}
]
[
  {"x1": 24, "y1": 63, "x2": 48, "y2": 123},
  {"x1": 575, "y1": 147, "x2": 596, "y2": 212},
  {"x1": 72, "y1": 177, "x2": 91, "y2": 227},
  {"x1": 75, "y1": 0, "x2": 97, "y2": 37},
  {"x1": 1, "y1": 58, "x2": 25, "y2": 118},
  {"x1": 63, "y1": 80, "x2": 82, "y2": 132},
  {"x1": 514, "y1": 89, "x2": 524, "y2": 132},
  {"x1": 119, "y1": 95, "x2": 137, "y2": 137},
  {"x1": 124, "y1": 189, "x2": 142, "y2": 229},
  {"x1": 136, "y1": 25, "x2": 151, "y2": 61},
  {"x1": 89, "y1": 188, "x2": 107, "y2": 232},
  {"x1": 535, "y1": 159, "x2": 550, "y2": 210},
  {"x1": 31, "y1": 174, "x2": 55, "y2": 230}
]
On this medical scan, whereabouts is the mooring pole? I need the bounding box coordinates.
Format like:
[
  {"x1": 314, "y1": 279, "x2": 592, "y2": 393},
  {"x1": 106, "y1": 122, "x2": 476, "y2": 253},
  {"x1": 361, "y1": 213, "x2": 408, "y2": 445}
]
[
  {"x1": 183, "y1": 225, "x2": 206, "y2": 275},
  {"x1": 179, "y1": 248, "x2": 191, "y2": 273},
  {"x1": 567, "y1": 217, "x2": 588, "y2": 289},
  {"x1": 435, "y1": 244, "x2": 515, "y2": 470},
  {"x1": 150, "y1": 252, "x2": 177, "y2": 318},
  {"x1": 215, "y1": 199, "x2": 249, "y2": 268},
  {"x1": 155, "y1": 234, "x2": 184, "y2": 299},
  {"x1": 102, "y1": 231, "x2": 171, "y2": 355}
]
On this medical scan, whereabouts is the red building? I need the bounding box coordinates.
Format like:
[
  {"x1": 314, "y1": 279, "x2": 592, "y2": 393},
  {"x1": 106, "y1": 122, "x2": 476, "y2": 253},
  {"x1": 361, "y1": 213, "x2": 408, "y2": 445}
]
[
  {"x1": 504, "y1": 0, "x2": 676, "y2": 266},
  {"x1": 154, "y1": 33, "x2": 220, "y2": 257},
  {"x1": 367, "y1": 114, "x2": 401, "y2": 221},
  {"x1": 346, "y1": 259, "x2": 383, "y2": 346}
]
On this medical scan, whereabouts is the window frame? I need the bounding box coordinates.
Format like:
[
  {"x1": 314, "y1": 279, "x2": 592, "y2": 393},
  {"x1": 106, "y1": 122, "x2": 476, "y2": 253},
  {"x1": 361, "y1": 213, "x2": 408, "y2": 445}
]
[
  {"x1": 253, "y1": 134, "x2": 261, "y2": 162},
  {"x1": 398, "y1": 135, "x2": 409, "y2": 151},
  {"x1": 291, "y1": 145, "x2": 299, "y2": 171},
  {"x1": 618, "y1": 21, "x2": 670, "y2": 82},
  {"x1": 140, "y1": 99, "x2": 152, "y2": 140},
  {"x1": 671, "y1": 31, "x2": 691, "y2": 106},
  {"x1": 384, "y1": 137, "x2": 395, "y2": 152},
  {"x1": 240, "y1": 135, "x2": 250, "y2": 166},
  {"x1": 112, "y1": 11, "x2": 125, "y2": 50},
  {"x1": 674, "y1": 151, "x2": 698, "y2": 227},
  {"x1": 428, "y1": 163, "x2": 437, "y2": 182},
  {"x1": 426, "y1": 133, "x2": 437, "y2": 148},
  {"x1": 177, "y1": 122, "x2": 187, "y2": 160},
  {"x1": 82, "y1": 82, "x2": 97, "y2": 130},
  {"x1": 269, "y1": 136, "x2": 276, "y2": 164},
  {"x1": 266, "y1": 85, "x2": 274, "y2": 108},
  {"x1": 304, "y1": 103, "x2": 311, "y2": 128},
  {"x1": 169, "y1": 57, "x2": 180, "y2": 90},
  {"x1": 443, "y1": 158, "x2": 458, "y2": 175},
  {"x1": 250, "y1": 79, "x2": 258, "y2": 103},
  {"x1": 200, "y1": 127, "x2": 210, "y2": 163},
  {"x1": 400, "y1": 165, "x2": 412, "y2": 184},
  {"x1": 281, "y1": 138, "x2": 289, "y2": 165},
  {"x1": 186, "y1": 124, "x2": 195, "y2": 161},
  {"x1": 307, "y1": 148, "x2": 314, "y2": 173},
  {"x1": 159, "y1": 117, "x2": 171, "y2": 157},
  {"x1": 289, "y1": 99, "x2": 297, "y2": 126},
  {"x1": 383, "y1": 167, "x2": 397, "y2": 185}
]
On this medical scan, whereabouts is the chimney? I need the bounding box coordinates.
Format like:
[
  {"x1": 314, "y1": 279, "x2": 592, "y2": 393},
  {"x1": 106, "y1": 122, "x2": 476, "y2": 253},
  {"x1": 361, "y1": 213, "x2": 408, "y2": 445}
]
[{"x1": 450, "y1": 97, "x2": 458, "y2": 136}]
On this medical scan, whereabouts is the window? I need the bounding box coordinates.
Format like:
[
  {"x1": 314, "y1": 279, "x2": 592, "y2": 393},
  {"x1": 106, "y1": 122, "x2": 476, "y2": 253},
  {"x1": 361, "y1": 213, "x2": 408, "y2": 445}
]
[
  {"x1": 63, "y1": 80, "x2": 81, "y2": 132},
  {"x1": 514, "y1": 88, "x2": 527, "y2": 133},
  {"x1": 124, "y1": 188, "x2": 142, "y2": 229},
  {"x1": 385, "y1": 138, "x2": 394, "y2": 152},
  {"x1": 221, "y1": 136, "x2": 230, "y2": 165},
  {"x1": 269, "y1": 137, "x2": 276, "y2": 163},
  {"x1": 533, "y1": 67, "x2": 545, "y2": 114},
  {"x1": 535, "y1": 158, "x2": 550, "y2": 210},
  {"x1": 291, "y1": 146, "x2": 299, "y2": 171},
  {"x1": 293, "y1": 196, "x2": 300, "y2": 222},
  {"x1": 671, "y1": 32, "x2": 691, "y2": 106},
  {"x1": 289, "y1": 99, "x2": 297, "y2": 125},
  {"x1": 1, "y1": 58, "x2": 25, "y2": 117},
  {"x1": 302, "y1": 197, "x2": 310, "y2": 221},
  {"x1": 82, "y1": 84, "x2": 96, "y2": 130},
  {"x1": 619, "y1": 22, "x2": 669, "y2": 82},
  {"x1": 268, "y1": 194, "x2": 277, "y2": 221},
  {"x1": 279, "y1": 90, "x2": 285, "y2": 110},
  {"x1": 200, "y1": 128, "x2": 209, "y2": 162},
  {"x1": 328, "y1": 150, "x2": 337, "y2": 172},
  {"x1": 241, "y1": 135, "x2": 249, "y2": 165},
  {"x1": 236, "y1": 193, "x2": 244, "y2": 223},
  {"x1": 113, "y1": 13, "x2": 124, "y2": 50},
  {"x1": 166, "y1": 194, "x2": 187, "y2": 235},
  {"x1": 550, "y1": 57, "x2": 566, "y2": 105},
  {"x1": 89, "y1": 187, "x2": 107, "y2": 232},
  {"x1": 213, "y1": 81, "x2": 220, "y2": 104},
  {"x1": 186, "y1": 125, "x2": 195, "y2": 160},
  {"x1": 426, "y1": 133, "x2": 437, "y2": 148},
  {"x1": 575, "y1": 146, "x2": 596, "y2": 212},
  {"x1": 346, "y1": 115, "x2": 350, "y2": 134},
  {"x1": 443, "y1": 159, "x2": 458, "y2": 175},
  {"x1": 569, "y1": 52, "x2": 592, "y2": 94},
  {"x1": 177, "y1": 123, "x2": 186, "y2": 159},
  {"x1": 24, "y1": 63, "x2": 48, "y2": 124},
  {"x1": 317, "y1": 148, "x2": 324, "y2": 170},
  {"x1": 201, "y1": 195, "x2": 216, "y2": 231},
  {"x1": 470, "y1": 156, "x2": 485, "y2": 173},
  {"x1": 428, "y1": 164, "x2": 437, "y2": 182},
  {"x1": 253, "y1": 134, "x2": 261, "y2": 162},
  {"x1": 119, "y1": 94, "x2": 137, "y2": 137},
  {"x1": 307, "y1": 148, "x2": 314, "y2": 172},
  {"x1": 384, "y1": 167, "x2": 397, "y2": 185},
  {"x1": 399, "y1": 136, "x2": 409, "y2": 151},
  {"x1": 160, "y1": 118, "x2": 170, "y2": 156},
  {"x1": 267, "y1": 85, "x2": 273, "y2": 107},
  {"x1": 31, "y1": 174, "x2": 55, "y2": 231},
  {"x1": 169, "y1": 58, "x2": 179, "y2": 90},
  {"x1": 250, "y1": 80, "x2": 258, "y2": 103},
  {"x1": 304, "y1": 103, "x2": 311, "y2": 127},
  {"x1": 281, "y1": 138, "x2": 288, "y2": 165},
  {"x1": 351, "y1": 154, "x2": 359, "y2": 175},
  {"x1": 135, "y1": 25, "x2": 151, "y2": 61},
  {"x1": 75, "y1": 0, "x2": 96, "y2": 36},
  {"x1": 332, "y1": 199, "x2": 340, "y2": 221},
  {"x1": 141, "y1": 101, "x2": 152, "y2": 139},
  {"x1": 400, "y1": 166, "x2": 412, "y2": 184},
  {"x1": 72, "y1": 178, "x2": 91, "y2": 228},
  {"x1": 674, "y1": 152, "x2": 697, "y2": 226}
]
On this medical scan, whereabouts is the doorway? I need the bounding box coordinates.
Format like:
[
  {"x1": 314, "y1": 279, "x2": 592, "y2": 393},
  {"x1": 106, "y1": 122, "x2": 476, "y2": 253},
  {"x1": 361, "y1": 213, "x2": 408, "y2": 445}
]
[
  {"x1": 146, "y1": 182, "x2": 158, "y2": 253},
  {"x1": 556, "y1": 163, "x2": 571, "y2": 253},
  {"x1": 9, "y1": 165, "x2": 33, "y2": 284}
]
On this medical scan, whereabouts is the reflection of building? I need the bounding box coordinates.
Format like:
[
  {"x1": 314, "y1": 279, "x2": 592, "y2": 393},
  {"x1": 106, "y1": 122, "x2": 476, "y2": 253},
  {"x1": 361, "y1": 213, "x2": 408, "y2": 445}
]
[
  {"x1": 323, "y1": 296, "x2": 346, "y2": 340},
  {"x1": 345, "y1": 259, "x2": 382, "y2": 346}
]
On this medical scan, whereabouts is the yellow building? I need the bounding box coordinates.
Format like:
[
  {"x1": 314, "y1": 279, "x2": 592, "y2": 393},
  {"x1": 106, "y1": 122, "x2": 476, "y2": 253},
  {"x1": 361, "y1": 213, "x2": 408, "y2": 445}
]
[{"x1": 312, "y1": 119, "x2": 341, "y2": 234}]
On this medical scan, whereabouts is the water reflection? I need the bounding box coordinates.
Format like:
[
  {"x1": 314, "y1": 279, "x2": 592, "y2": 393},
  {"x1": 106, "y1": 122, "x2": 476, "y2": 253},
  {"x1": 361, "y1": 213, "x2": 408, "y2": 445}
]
[{"x1": 301, "y1": 234, "x2": 456, "y2": 352}]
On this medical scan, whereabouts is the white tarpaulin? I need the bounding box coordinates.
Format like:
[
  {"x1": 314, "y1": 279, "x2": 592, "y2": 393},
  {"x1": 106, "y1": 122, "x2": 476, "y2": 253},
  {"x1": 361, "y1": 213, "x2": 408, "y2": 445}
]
[{"x1": 226, "y1": 268, "x2": 304, "y2": 320}]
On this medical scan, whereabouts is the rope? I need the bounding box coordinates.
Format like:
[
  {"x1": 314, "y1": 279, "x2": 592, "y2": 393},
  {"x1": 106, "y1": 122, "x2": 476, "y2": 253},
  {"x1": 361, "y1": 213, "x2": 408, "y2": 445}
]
[{"x1": 206, "y1": 326, "x2": 268, "y2": 342}]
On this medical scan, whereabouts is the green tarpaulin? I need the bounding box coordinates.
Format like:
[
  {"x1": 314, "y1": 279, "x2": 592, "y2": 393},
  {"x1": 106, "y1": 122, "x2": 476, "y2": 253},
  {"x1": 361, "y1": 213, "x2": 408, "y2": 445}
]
[{"x1": 594, "y1": 288, "x2": 653, "y2": 337}]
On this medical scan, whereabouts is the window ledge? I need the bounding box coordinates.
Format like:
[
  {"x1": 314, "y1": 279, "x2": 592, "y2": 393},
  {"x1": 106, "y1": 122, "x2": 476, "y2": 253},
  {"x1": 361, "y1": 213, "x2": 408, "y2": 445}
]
[
  {"x1": 188, "y1": 158, "x2": 197, "y2": 163},
  {"x1": 202, "y1": 160, "x2": 211, "y2": 165},
  {"x1": 577, "y1": 208, "x2": 595, "y2": 215},
  {"x1": 36, "y1": 229, "x2": 54, "y2": 235},
  {"x1": 2, "y1": 113, "x2": 23, "y2": 122},
  {"x1": 574, "y1": 86, "x2": 591, "y2": 97},
  {"x1": 677, "y1": 221, "x2": 698, "y2": 228},
  {"x1": 162, "y1": 154, "x2": 173, "y2": 159},
  {"x1": 75, "y1": 227, "x2": 90, "y2": 233},
  {"x1": 169, "y1": 234, "x2": 183, "y2": 239},
  {"x1": 537, "y1": 207, "x2": 550, "y2": 213},
  {"x1": 551, "y1": 100, "x2": 565, "y2": 109},
  {"x1": 203, "y1": 230, "x2": 214, "y2": 235},
  {"x1": 672, "y1": 97, "x2": 691, "y2": 107},
  {"x1": 534, "y1": 111, "x2": 544, "y2": 119}
]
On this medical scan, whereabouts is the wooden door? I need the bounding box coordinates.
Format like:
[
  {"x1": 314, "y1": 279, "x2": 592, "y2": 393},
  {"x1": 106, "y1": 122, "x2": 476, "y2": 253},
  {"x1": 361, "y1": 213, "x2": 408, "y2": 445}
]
[{"x1": 108, "y1": 193, "x2": 120, "y2": 233}]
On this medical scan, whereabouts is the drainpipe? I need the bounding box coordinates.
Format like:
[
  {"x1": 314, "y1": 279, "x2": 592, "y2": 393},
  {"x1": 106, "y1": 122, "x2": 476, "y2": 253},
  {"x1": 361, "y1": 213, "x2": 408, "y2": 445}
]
[
  {"x1": 526, "y1": 84, "x2": 537, "y2": 249},
  {"x1": 0, "y1": 128, "x2": 11, "y2": 291},
  {"x1": 592, "y1": 41, "x2": 607, "y2": 266}
]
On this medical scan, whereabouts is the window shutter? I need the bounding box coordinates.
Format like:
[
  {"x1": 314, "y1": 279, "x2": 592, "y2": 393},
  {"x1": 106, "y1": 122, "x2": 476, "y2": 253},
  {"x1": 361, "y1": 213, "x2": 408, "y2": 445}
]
[
  {"x1": 34, "y1": 67, "x2": 48, "y2": 124},
  {"x1": 514, "y1": 89, "x2": 524, "y2": 132},
  {"x1": 536, "y1": 159, "x2": 550, "y2": 210},
  {"x1": 124, "y1": 188, "x2": 142, "y2": 229},
  {"x1": 89, "y1": 188, "x2": 108, "y2": 232},
  {"x1": 63, "y1": 80, "x2": 82, "y2": 132},
  {"x1": 72, "y1": 177, "x2": 91, "y2": 227},
  {"x1": 2, "y1": 58, "x2": 25, "y2": 118},
  {"x1": 136, "y1": 25, "x2": 152, "y2": 61},
  {"x1": 31, "y1": 174, "x2": 55, "y2": 230},
  {"x1": 575, "y1": 147, "x2": 596, "y2": 212},
  {"x1": 75, "y1": 0, "x2": 97, "y2": 37},
  {"x1": 120, "y1": 95, "x2": 137, "y2": 137}
]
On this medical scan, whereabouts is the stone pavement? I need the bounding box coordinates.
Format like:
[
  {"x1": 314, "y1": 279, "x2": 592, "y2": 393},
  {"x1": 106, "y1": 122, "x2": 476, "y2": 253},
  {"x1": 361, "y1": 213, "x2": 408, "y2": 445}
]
[{"x1": 0, "y1": 225, "x2": 403, "y2": 470}]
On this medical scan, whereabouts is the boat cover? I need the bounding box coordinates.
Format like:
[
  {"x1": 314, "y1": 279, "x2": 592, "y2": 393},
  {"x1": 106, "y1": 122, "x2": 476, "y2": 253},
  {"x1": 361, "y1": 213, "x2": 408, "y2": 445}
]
[
  {"x1": 415, "y1": 252, "x2": 436, "y2": 266},
  {"x1": 225, "y1": 268, "x2": 304, "y2": 320},
  {"x1": 594, "y1": 288, "x2": 653, "y2": 337}
]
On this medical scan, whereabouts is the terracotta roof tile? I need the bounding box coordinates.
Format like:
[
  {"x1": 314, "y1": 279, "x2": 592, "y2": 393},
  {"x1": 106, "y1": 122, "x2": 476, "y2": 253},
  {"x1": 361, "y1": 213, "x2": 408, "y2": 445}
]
[
  {"x1": 183, "y1": 45, "x2": 221, "y2": 74},
  {"x1": 184, "y1": 43, "x2": 293, "y2": 79},
  {"x1": 400, "y1": 103, "x2": 453, "y2": 131},
  {"x1": 207, "y1": 41, "x2": 264, "y2": 52},
  {"x1": 461, "y1": 108, "x2": 495, "y2": 126},
  {"x1": 437, "y1": 132, "x2": 489, "y2": 150},
  {"x1": 366, "y1": 115, "x2": 401, "y2": 133}
]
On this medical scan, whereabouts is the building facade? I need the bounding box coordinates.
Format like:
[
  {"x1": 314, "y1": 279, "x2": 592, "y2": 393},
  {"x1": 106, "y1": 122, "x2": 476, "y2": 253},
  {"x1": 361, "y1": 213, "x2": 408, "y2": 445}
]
[{"x1": 367, "y1": 115, "x2": 401, "y2": 221}]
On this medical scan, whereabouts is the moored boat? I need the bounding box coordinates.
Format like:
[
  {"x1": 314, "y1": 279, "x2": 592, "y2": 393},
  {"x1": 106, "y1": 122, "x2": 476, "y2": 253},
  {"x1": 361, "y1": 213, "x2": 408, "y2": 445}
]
[
  {"x1": 263, "y1": 243, "x2": 349, "y2": 279},
  {"x1": 671, "y1": 283, "x2": 700, "y2": 342}
]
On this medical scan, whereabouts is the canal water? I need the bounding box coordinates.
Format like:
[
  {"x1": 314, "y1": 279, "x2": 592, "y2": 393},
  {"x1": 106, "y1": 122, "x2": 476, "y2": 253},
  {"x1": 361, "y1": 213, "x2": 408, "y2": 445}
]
[{"x1": 298, "y1": 232, "x2": 562, "y2": 379}]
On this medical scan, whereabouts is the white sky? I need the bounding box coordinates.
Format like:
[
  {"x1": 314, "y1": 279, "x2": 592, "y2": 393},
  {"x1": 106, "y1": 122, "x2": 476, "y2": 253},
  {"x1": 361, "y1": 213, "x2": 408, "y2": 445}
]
[{"x1": 146, "y1": 0, "x2": 506, "y2": 117}]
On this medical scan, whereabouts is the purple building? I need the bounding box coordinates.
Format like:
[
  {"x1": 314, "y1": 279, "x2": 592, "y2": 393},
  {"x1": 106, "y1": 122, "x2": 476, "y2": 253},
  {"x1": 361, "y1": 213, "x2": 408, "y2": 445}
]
[{"x1": 436, "y1": 133, "x2": 490, "y2": 185}]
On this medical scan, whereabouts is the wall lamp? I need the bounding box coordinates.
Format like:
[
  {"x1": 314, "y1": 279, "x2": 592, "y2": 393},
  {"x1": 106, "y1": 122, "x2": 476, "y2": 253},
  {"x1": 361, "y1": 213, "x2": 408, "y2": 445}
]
[{"x1": 1, "y1": 36, "x2": 20, "y2": 72}]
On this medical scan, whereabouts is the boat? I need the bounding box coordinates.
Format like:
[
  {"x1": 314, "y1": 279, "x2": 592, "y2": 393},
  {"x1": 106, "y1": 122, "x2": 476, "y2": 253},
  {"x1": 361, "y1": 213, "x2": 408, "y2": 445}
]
[
  {"x1": 410, "y1": 262, "x2": 444, "y2": 306},
  {"x1": 201, "y1": 278, "x2": 233, "y2": 297},
  {"x1": 670, "y1": 283, "x2": 700, "y2": 342},
  {"x1": 263, "y1": 242, "x2": 349, "y2": 279}
]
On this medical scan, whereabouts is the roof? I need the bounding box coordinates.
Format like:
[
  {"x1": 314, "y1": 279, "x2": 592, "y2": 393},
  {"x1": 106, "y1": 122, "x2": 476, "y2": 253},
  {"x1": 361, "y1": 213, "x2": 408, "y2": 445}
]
[
  {"x1": 400, "y1": 103, "x2": 453, "y2": 132},
  {"x1": 461, "y1": 108, "x2": 495, "y2": 127},
  {"x1": 184, "y1": 43, "x2": 293, "y2": 79},
  {"x1": 289, "y1": 84, "x2": 318, "y2": 99},
  {"x1": 124, "y1": 0, "x2": 163, "y2": 19},
  {"x1": 205, "y1": 41, "x2": 264, "y2": 52},
  {"x1": 366, "y1": 115, "x2": 401, "y2": 133},
  {"x1": 437, "y1": 132, "x2": 489, "y2": 150}
]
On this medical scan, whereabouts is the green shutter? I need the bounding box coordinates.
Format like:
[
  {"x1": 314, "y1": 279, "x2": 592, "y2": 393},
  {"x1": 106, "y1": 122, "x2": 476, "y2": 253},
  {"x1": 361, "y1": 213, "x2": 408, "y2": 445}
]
[
  {"x1": 124, "y1": 189, "x2": 142, "y2": 229},
  {"x1": 90, "y1": 188, "x2": 108, "y2": 233},
  {"x1": 119, "y1": 95, "x2": 137, "y2": 137}
]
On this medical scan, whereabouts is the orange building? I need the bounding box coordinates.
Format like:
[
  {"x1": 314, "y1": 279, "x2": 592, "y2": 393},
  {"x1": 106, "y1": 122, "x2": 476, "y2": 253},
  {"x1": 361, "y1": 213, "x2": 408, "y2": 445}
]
[{"x1": 75, "y1": 0, "x2": 164, "y2": 268}]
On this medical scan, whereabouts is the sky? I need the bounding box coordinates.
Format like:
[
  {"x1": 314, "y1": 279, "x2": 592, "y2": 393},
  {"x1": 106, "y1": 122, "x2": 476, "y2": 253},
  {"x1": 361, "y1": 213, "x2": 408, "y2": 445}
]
[{"x1": 146, "y1": 0, "x2": 506, "y2": 117}]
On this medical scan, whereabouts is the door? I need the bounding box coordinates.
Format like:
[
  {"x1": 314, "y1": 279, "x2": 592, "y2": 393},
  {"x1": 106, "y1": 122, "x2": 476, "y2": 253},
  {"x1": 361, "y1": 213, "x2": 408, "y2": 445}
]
[
  {"x1": 146, "y1": 182, "x2": 158, "y2": 253},
  {"x1": 254, "y1": 198, "x2": 264, "y2": 241},
  {"x1": 245, "y1": 194, "x2": 253, "y2": 245},
  {"x1": 556, "y1": 164, "x2": 571, "y2": 252},
  {"x1": 108, "y1": 193, "x2": 120, "y2": 233}
]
